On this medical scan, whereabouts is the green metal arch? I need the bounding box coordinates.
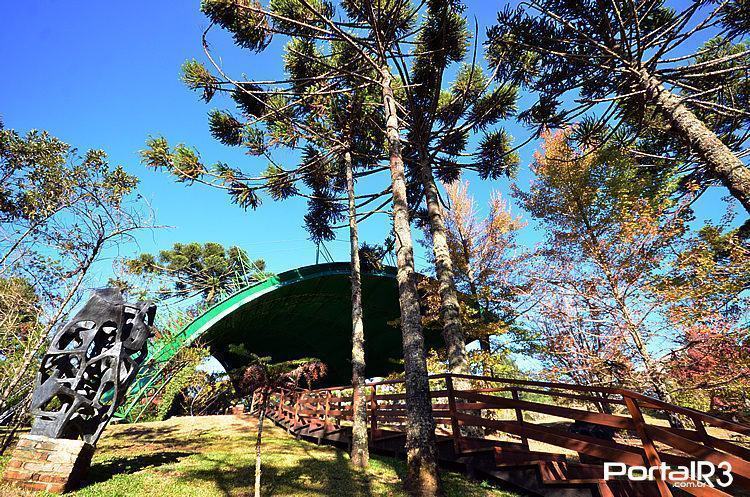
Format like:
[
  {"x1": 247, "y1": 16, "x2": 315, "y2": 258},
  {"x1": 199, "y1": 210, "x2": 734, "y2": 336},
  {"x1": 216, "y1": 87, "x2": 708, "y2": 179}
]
[
  {"x1": 182, "y1": 262, "x2": 396, "y2": 350},
  {"x1": 117, "y1": 262, "x2": 409, "y2": 421}
]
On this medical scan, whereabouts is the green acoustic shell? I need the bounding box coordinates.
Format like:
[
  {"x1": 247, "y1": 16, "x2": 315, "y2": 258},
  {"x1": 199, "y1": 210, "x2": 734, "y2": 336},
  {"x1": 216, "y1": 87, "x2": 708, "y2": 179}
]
[{"x1": 117, "y1": 262, "x2": 440, "y2": 421}]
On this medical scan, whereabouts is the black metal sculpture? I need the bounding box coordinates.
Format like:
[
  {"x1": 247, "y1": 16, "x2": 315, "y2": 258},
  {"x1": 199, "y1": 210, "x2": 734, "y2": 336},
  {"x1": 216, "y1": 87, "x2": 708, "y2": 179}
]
[{"x1": 29, "y1": 288, "x2": 156, "y2": 444}]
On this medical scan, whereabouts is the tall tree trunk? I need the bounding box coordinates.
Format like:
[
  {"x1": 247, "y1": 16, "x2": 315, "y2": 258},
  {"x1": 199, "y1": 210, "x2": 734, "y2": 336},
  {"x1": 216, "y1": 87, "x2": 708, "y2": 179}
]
[
  {"x1": 419, "y1": 160, "x2": 470, "y2": 377},
  {"x1": 381, "y1": 66, "x2": 442, "y2": 497},
  {"x1": 638, "y1": 69, "x2": 750, "y2": 213},
  {"x1": 346, "y1": 149, "x2": 369, "y2": 469},
  {"x1": 419, "y1": 162, "x2": 485, "y2": 437},
  {"x1": 478, "y1": 338, "x2": 490, "y2": 354},
  {"x1": 629, "y1": 330, "x2": 684, "y2": 427},
  {"x1": 469, "y1": 275, "x2": 490, "y2": 375},
  {"x1": 593, "y1": 392, "x2": 614, "y2": 415},
  {"x1": 254, "y1": 392, "x2": 268, "y2": 497},
  {"x1": 412, "y1": 0, "x2": 470, "y2": 381}
]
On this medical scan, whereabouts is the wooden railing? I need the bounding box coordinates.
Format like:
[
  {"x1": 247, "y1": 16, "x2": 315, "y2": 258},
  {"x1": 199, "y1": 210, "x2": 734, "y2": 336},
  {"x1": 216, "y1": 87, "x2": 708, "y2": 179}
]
[{"x1": 252, "y1": 373, "x2": 750, "y2": 497}]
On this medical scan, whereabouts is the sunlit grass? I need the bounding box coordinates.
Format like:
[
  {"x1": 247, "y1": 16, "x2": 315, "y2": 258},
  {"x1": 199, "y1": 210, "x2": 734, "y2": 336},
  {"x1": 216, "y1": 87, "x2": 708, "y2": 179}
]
[{"x1": 1, "y1": 415, "x2": 522, "y2": 497}]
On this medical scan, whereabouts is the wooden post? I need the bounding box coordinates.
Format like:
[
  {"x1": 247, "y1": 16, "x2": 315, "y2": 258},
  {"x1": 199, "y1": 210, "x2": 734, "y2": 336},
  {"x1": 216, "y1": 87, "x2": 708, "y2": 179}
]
[
  {"x1": 445, "y1": 375, "x2": 463, "y2": 454},
  {"x1": 314, "y1": 392, "x2": 322, "y2": 429},
  {"x1": 278, "y1": 390, "x2": 285, "y2": 421},
  {"x1": 333, "y1": 389, "x2": 341, "y2": 428},
  {"x1": 324, "y1": 391, "x2": 331, "y2": 426},
  {"x1": 690, "y1": 415, "x2": 715, "y2": 449},
  {"x1": 317, "y1": 391, "x2": 331, "y2": 444},
  {"x1": 309, "y1": 392, "x2": 316, "y2": 428},
  {"x1": 369, "y1": 385, "x2": 378, "y2": 441},
  {"x1": 624, "y1": 397, "x2": 673, "y2": 497},
  {"x1": 292, "y1": 393, "x2": 301, "y2": 436},
  {"x1": 510, "y1": 387, "x2": 529, "y2": 449}
]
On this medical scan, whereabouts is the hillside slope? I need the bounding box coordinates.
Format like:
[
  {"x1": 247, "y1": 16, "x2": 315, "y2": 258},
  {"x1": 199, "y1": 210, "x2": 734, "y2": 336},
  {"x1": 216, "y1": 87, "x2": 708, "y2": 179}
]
[{"x1": 1, "y1": 415, "x2": 523, "y2": 497}]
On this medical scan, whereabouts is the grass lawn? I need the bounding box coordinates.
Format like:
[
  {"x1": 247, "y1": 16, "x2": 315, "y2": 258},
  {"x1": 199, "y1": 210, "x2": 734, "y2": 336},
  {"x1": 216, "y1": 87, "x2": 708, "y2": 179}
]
[{"x1": 0, "y1": 415, "x2": 523, "y2": 497}]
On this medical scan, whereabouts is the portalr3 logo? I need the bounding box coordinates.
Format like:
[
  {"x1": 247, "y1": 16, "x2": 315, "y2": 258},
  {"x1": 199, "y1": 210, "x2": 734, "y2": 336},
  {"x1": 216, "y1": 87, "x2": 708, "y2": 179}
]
[{"x1": 604, "y1": 461, "x2": 733, "y2": 488}]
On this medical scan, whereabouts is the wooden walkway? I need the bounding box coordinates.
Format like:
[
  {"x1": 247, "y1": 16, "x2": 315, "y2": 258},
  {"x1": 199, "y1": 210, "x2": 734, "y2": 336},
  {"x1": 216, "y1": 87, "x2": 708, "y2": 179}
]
[{"x1": 251, "y1": 373, "x2": 750, "y2": 497}]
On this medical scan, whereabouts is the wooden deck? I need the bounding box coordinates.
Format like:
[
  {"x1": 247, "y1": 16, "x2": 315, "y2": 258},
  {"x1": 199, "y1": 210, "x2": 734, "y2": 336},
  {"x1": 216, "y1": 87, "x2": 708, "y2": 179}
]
[{"x1": 250, "y1": 373, "x2": 750, "y2": 497}]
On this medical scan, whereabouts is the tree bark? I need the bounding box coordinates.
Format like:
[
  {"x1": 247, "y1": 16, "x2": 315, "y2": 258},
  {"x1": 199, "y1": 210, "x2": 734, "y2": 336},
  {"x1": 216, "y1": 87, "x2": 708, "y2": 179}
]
[
  {"x1": 346, "y1": 149, "x2": 369, "y2": 469},
  {"x1": 419, "y1": 160, "x2": 470, "y2": 377},
  {"x1": 638, "y1": 69, "x2": 750, "y2": 213},
  {"x1": 419, "y1": 162, "x2": 487, "y2": 437},
  {"x1": 254, "y1": 392, "x2": 268, "y2": 497},
  {"x1": 478, "y1": 337, "x2": 492, "y2": 375},
  {"x1": 381, "y1": 66, "x2": 442, "y2": 497},
  {"x1": 470, "y1": 263, "x2": 489, "y2": 373}
]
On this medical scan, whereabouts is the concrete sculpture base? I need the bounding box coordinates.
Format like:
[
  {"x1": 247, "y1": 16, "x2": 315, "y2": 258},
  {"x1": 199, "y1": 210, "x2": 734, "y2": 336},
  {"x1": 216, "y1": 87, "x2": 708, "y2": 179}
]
[{"x1": 2, "y1": 434, "x2": 94, "y2": 493}]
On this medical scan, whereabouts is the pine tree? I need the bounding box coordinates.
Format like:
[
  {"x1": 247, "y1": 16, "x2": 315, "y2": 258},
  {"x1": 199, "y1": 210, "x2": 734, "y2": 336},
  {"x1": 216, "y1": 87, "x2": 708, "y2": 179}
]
[
  {"x1": 402, "y1": 0, "x2": 520, "y2": 380},
  {"x1": 143, "y1": 1, "x2": 445, "y2": 490},
  {"x1": 149, "y1": 43, "x2": 382, "y2": 469},
  {"x1": 487, "y1": 0, "x2": 750, "y2": 213},
  {"x1": 124, "y1": 242, "x2": 268, "y2": 305}
]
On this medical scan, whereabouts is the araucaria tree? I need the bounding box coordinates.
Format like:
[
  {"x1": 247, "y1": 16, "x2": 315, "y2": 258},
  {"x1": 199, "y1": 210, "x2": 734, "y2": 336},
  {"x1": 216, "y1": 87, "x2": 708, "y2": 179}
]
[
  {"x1": 144, "y1": 7, "x2": 385, "y2": 471},
  {"x1": 274, "y1": 40, "x2": 382, "y2": 470},
  {"x1": 123, "y1": 242, "x2": 269, "y2": 305},
  {"x1": 142, "y1": 0, "x2": 491, "y2": 492},
  {"x1": 402, "y1": 0, "x2": 520, "y2": 381},
  {"x1": 487, "y1": 0, "x2": 750, "y2": 212}
]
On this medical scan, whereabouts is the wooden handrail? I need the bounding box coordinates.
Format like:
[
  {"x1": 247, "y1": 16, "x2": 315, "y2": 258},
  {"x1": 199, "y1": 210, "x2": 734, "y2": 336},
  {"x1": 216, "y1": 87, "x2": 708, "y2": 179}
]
[
  {"x1": 283, "y1": 373, "x2": 750, "y2": 434},
  {"x1": 260, "y1": 372, "x2": 750, "y2": 497},
  {"x1": 446, "y1": 374, "x2": 750, "y2": 434},
  {"x1": 299, "y1": 372, "x2": 750, "y2": 434}
]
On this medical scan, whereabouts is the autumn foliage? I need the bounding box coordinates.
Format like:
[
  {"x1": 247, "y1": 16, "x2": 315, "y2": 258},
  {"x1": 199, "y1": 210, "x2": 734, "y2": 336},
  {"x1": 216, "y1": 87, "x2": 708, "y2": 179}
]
[{"x1": 515, "y1": 129, "x2": 748, "y2": 415}]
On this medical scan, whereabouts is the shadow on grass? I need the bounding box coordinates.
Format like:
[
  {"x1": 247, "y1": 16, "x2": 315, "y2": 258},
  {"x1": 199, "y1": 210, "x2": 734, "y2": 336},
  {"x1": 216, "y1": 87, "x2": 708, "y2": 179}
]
[
  {"x1": 101, "y1": 424, "x2": 215, "y2": 454},
  {"x1": 84, "y1": 451, "x2": 191, "y2": 486},
  {"x1": 112, "y1": 425, "x2": 181, "y2": 440},
  {"x1": 180, "y1": 446, "x2": 375, "y2": 497},
  {"x1": 263, "y1": 448, "x2": 375, "y2": 497},
  {"x1": 369, "y1": 452, "x2": 530, "y2": 497}
]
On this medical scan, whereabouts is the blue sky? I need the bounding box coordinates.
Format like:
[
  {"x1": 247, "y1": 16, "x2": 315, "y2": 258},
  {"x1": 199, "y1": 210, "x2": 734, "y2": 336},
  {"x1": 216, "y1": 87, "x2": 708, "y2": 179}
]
[{"x1": 0, "y1": 0, "x2": 741, "y2": 286}]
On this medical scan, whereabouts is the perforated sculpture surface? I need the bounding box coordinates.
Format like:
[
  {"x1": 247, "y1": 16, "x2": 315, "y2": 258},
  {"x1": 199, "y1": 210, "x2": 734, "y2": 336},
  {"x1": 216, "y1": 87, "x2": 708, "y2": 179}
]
[{"x1": 29, "y1": 289, "x2": 156, "y2": 445}]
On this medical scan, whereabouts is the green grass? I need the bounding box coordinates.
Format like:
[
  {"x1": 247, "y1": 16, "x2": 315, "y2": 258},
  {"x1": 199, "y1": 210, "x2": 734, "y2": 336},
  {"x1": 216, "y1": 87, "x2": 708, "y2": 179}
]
[{"x1": 1, "y1": 415, "x2": 523, "y2": 497}]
